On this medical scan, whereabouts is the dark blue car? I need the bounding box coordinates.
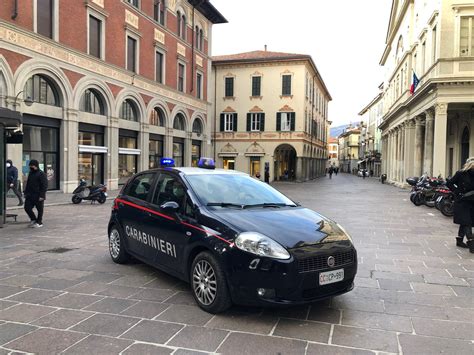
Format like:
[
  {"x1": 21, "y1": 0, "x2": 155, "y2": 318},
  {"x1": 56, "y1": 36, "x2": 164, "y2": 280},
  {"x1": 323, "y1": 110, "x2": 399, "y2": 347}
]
[{"x1": 108, "y1": 159, "x2": 357, "y2": 313}]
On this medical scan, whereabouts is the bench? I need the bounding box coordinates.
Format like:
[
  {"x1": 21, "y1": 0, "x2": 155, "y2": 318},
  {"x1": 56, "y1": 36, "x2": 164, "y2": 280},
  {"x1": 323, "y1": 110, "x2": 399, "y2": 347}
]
[{"x1": 6, "y1": 214, "x2": 18, "y2": 222}]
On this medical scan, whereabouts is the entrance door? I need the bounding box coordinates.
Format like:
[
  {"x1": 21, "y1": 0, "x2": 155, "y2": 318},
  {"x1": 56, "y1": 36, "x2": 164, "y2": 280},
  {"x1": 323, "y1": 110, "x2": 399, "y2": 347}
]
[
  {"x1": 78, "y1": 153, "x2": 104, "y2": 186},
  {"x1": 274, "y1": 144, "x2": 297, "y2": 180}
]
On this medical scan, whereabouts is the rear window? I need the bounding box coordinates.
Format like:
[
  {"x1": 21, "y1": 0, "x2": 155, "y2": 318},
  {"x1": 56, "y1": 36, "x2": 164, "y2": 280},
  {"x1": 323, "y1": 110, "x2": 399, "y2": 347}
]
[{"x1": 125, "y1": 173, "x2": 156, "y2": 201}]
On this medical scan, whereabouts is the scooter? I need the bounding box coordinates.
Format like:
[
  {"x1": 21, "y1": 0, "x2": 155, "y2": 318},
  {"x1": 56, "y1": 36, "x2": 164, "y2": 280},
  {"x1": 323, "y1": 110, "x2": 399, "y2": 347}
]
[{"x1": 72, "y1": 179, "x2": 107, "y2": 204}]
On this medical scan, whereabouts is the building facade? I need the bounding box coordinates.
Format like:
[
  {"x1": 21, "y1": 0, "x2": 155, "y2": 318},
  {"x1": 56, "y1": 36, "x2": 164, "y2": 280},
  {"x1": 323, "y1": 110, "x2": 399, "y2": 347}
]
[
  {"x1": 210, "y1": 50, "x2": 331, "y2": 182},
  {"x1": 338, "y1": 126, "x2": 361, "y2": 173},
  {"x1": 359, "y1": 92, "x2": 383, "y2": 177},
  {"x1": 328, "y1": 137, "x2": 339, "y2": 168},
  {"x1": 0, "y1": 0, "x2": 226, "y2": 192},
  {"x1": 379, "y1": 0, "x2": 474, "y2": 185}
]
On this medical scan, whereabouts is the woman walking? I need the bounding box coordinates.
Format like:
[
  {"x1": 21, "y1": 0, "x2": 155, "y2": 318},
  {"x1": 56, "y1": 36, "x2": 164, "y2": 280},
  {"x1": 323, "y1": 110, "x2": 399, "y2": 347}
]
[{"x1": 447, "y1": 157, "x2": 474, "y2": 253}]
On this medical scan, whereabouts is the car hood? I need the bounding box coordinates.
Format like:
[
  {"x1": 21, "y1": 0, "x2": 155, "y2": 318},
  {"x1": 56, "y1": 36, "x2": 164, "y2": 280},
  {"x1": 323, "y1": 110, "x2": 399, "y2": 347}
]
[{"x1": 209, "y1": 207, "x2": 351, "y2": 249}]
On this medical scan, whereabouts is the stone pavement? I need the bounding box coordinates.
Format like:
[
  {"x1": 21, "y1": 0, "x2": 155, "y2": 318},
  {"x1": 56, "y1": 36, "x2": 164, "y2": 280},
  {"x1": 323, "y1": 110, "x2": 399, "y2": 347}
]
[{"x1": 0, "y1": 173, "x2": 472, "y2": 354}]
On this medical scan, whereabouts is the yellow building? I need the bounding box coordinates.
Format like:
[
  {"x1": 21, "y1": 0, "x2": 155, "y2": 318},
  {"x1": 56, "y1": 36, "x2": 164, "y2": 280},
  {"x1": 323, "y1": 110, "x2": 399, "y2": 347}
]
[
  {"x1": 210, "y1": 50, "x2": 331, "y2": 181},
  {"x1": 338, "y1": 127, "x2": 361, "y2": 173}
]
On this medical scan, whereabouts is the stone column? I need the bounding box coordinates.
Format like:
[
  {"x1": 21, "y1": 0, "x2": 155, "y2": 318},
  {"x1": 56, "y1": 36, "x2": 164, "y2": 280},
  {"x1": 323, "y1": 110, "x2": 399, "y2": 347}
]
[
  {"x1": 387, "y1": 131, "x2": 393, "y2": 180},
  {"x1": 165, "y1": 128, "x2": 174, "y2": 158},
  {"x1": 433, "y1": 103, "x2": 448, "y2": 178},
  {"x1": 394, "y1": 128, "x2": 400, "y2": 182},
  {"x1": 414, "y1": 117, "x2": 425, "y2": 177},
  {"x1": 61, "y1": 109, "x2": 79, "y2": 193},
  {"x1": 423, "y1": 109, "x2": 435, "y2": 176},
  {"x1": 107, "y1": 117, "x2": 120, "y2": 191},
  {"x1": 404, "y1": 120, "x2": 416, "y2": 178},
  {"x1": 139, "y1": 123, "x2": 149, "y2": 172},
  {"x1": 398, "y1": 125, "x2": 405, "y2": 183},
  {"x1": 185, "y1": 132, "x2": 193, "y2": 167},
  {"x1": 296, "y1": 157, "x2": 304, "y2": 181}
]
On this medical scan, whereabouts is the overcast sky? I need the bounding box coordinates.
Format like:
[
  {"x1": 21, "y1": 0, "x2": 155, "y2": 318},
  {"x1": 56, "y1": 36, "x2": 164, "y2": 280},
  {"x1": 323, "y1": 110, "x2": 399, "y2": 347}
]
[{"x1": 211, "y1": 0, "x2": 392, "y2": 127}]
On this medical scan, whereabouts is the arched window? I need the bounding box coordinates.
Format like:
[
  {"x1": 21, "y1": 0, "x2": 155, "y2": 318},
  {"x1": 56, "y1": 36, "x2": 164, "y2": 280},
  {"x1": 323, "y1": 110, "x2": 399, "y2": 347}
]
[
  {"x1": 120, "y1": 99, "x2": 139, "y2": 121},
  {"x1": 150, "y1": 107, "x2": 165, "y2": 126},
  {"x1": 199, "y1": 29, "x2": 204, "y2": 51},
  {"x1": 24, "y1": 74, "x2": 60, "y2": 106},
  {"x1": 192, "y1": 118, "x2": 203, "y2": 134},
  {"x1": 396, "y1": 36, "x2": 404, "y2": 63},
  {"x1": 173, "y1": 113, "x2": 185, "y2": 130},
  {"x1": 154, "y1": 0, "x2": 165, "y2": 26},
  {"x1": 195, "y1": 26, "x2": 199, "y2": 49},
  {"x1": 80, "y1": 89, "x2": 105, "y2": 115},
  {"x1": 177, "y1": 11, "x2": 186, "y2": 40}
]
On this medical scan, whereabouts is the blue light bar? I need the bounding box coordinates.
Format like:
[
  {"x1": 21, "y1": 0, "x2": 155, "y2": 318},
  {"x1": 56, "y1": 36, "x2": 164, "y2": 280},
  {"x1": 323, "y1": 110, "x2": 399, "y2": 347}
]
[
  {"x1": 160, "y1": 158, "x2": 175, "y2": 167},
  {"x1": 198, "y1": 157, "x2": 215, "y2": 169}
]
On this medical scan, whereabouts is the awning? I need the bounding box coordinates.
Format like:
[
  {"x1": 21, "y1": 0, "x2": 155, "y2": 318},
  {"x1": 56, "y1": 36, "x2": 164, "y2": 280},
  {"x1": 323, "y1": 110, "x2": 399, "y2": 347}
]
[
  {"x1": 0, "y1": 108, "x2": 22, "y2": 129},
  {"x1": 79, "y1": 145, "x2": 108, "y2": 154},
  {"x1": 119, "y1": 148, "x2": 141, "y2": 155}
]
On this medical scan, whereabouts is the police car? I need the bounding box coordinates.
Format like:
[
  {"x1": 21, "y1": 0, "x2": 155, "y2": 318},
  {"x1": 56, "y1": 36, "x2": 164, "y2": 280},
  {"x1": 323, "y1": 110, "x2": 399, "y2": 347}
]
[{"x1": 108, "y1": 158, "x2": 357, "y2": 313}]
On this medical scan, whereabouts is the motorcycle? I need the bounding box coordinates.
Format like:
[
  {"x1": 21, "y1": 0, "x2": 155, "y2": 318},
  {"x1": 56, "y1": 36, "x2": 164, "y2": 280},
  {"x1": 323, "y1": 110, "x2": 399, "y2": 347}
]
[
  {"x1": 72, "y1": 179, "x2": 107, "y2": 204},
  {"x1": 435, "y1": 190, "x2": 454, "y2": 217}
]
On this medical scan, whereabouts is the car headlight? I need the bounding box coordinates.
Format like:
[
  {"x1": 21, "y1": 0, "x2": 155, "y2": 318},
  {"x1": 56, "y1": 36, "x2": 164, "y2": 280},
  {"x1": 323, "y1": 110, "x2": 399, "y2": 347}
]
[
  {"x1": 235, "y1": 232, "x2": 290, "y2": 260},
  {"x1": 336, "y1": 223, "x2": 353, "y2": 242}
]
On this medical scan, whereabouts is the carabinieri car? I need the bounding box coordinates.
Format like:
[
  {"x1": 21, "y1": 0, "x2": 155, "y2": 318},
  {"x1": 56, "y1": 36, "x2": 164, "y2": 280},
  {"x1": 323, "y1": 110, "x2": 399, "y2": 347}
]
[{"x1": 108, "y1": 158, "x2": 357, "y2": 313}]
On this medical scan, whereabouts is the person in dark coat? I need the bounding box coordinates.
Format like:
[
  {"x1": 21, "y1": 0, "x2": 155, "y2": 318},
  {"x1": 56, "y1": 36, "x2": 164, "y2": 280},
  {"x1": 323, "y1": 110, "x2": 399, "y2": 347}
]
[
  {"x1": 24, "y1": 159, "x2": 48, "y2": 228},
  {"x1": 446, "y1": 157, "x2": 474, "y2": 253},
  {"x1": 6, "y1": 159, "x2": 23, "y2": 206}
]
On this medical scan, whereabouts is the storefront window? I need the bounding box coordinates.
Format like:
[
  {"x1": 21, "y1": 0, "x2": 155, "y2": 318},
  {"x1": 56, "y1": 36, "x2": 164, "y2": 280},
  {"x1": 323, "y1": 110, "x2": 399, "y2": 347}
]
[
  {"x1": 79, "y1": 131, "x2": 104, "y2": 146},
  {"x1": 149, "y1": 139, "x2": 163, "y2": 169},
  {"x1": 78, "y1": 131, "x2": 105, "y2": 186},
  {"x1": 119, "y1": 136, "x2": 137, "y2": 185},
  {"x1": 173, "y1": 142, "x2": 184, "y2": 167},
  {"x1": 223, "y1": 158, "x2": 235, "y2": 170},
  {"x1": 192, "y1": 142, "x2": 201, "y2": 167},
  {"x1": 250, "y1": 157, "x2": 261, "y2": 177},
  {"x1": 22, "y1": 125, "x2": 59, "y2": 190}
]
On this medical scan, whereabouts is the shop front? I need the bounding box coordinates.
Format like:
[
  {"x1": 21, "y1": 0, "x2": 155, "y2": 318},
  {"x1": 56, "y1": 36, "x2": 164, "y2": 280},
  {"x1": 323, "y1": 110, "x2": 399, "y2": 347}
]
[
  {"x1": 22, "y1": 115, "x2": 60, "y2": 190},
  {"x1": 119, "y1": 129, "x2": 140, "y2": 185},
  {"x1": 78, "y1": 123, "x2": 106, "y2": 186},
  {"x1": 173, "y1": 137, "x2": 184, "y2": 167},
  {"x1": 149, "y1": 134, "x2": 164, "y2": 169},
  {"x1": 192, "y1": 140, "x2": 201, "y2": 167}
]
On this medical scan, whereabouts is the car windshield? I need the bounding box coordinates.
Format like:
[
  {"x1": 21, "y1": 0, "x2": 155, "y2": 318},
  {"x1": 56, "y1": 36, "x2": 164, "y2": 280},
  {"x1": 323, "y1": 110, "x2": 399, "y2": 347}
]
[{"x1": 185, "y1": 174, "x2": 296, "y2": 208}]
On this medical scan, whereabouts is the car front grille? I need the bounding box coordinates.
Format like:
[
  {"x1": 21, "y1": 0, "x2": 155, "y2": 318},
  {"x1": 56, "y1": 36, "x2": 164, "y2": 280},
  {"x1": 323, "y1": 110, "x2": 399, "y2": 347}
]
[{"x1": 297, "y1": 250, "x2": 355, "y2": 273}]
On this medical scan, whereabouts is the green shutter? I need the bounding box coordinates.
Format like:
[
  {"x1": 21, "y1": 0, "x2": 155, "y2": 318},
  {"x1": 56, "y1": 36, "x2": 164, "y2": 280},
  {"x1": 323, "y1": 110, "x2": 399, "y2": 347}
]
[
  {"x1": 247, "y1": 113, "x2": 251, "y2": 131},
  {"x1": 290, "y1": 112, "x2": 296, "y2": 131},
  {"x1": 220, "y1": 113, "x2": 225, "y2": 131},
  {"x1": 260, "y1": 113, "x2": 265, "y2": 131},
  {"x1": 233, "y1": 113, "x2": 238, "y2": 131},
  {"x1": 276, "y1": 113, "x2": 281, "y2": 131}
]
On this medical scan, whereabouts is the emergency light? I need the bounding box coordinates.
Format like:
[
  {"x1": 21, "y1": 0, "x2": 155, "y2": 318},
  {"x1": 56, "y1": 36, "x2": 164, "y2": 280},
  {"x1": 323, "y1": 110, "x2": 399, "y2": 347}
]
[
  {"x1": 198, "y1": 157, "x2": 215, "y2": 169},
  {"x1": 160, "y1": 158, "x2": 175, "y2": 167}
]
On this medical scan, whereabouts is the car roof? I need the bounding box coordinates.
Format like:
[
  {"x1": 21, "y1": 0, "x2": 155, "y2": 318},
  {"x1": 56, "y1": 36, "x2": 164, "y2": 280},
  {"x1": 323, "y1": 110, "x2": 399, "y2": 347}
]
[{"x1": 143, "y1": 167, "x2": 248, "y2": 176}]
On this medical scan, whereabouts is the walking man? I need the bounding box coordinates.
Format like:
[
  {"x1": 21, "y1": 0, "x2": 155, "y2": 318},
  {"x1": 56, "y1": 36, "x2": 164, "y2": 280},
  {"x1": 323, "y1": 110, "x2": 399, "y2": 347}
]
[
  {"x1": 24, "y1": 160, "x2": 48, "y2": 228},
  {"x1": 6, "y1": 159, "x2": 23, "y2": 206},
  {"x1": 328, "y1": 167, "x2": 333, "y2": 179}
]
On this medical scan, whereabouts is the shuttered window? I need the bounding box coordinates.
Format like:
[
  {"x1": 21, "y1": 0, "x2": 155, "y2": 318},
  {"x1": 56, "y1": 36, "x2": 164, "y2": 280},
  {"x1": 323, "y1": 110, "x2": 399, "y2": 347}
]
[
  {"x1": 89, "y1": 16, "x2": 102, "y2": 59},
  {"x1": 276, "y1": 112, "x2": 295, "y2": 131},
  {"x1": 225, "y1": 77, "x2": 234, "y2": 97},
  {"x1": 37, "y1": 0, "x2": 53, "y2": 38},
  {"x1": 252, "y1": 76, "x2": 261, "y2": 97},
  {"x1": 282, "y1": 75, "x2": 292, "y2": 96},
  {"x1": 127, "y1": 36, "x2": 137, "y2": 73},
  {"x1": 220, "y1": 113, "x2": 237, "y2": 132},
  {"x1": 247, "y1": 113, "x2": 265, "y2": 132}
]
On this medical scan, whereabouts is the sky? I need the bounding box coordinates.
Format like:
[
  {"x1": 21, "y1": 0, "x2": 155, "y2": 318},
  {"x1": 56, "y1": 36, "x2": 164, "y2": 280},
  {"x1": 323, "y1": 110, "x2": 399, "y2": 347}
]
[{"x1": 210, "y1": 0, "x2": 392, "y2": 127}]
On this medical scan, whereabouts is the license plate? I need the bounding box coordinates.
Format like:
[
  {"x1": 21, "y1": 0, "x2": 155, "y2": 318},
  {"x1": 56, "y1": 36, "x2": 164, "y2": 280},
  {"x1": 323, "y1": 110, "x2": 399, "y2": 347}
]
[{"x1": 319, "y1": 269, "x2": 344, "y2": 285}]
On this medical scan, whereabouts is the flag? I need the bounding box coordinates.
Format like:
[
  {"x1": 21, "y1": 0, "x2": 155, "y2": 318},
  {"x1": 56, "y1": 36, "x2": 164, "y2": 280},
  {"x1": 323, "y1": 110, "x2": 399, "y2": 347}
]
[{"x1": 410, "y1": 72, "x2": 419, "y2": 95}]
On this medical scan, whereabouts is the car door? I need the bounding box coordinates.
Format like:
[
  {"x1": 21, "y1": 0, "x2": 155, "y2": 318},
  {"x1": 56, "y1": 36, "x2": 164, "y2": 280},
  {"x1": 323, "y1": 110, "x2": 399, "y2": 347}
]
[
  {"x1": 146, "y1": 172, "x2": 192, "y2": 274},
  {"x1": 116, "y1": 172, "x2": 157, "y2": 260}
]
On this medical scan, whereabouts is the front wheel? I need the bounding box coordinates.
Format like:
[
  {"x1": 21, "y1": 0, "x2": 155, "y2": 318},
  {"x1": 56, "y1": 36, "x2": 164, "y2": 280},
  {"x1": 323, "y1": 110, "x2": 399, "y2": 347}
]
[
  {"x1": 190, "y1": 251, "x2": 232, "y2": 314},
  {"x1": 72, "y1": 195, "x2": 82, "y2": 204},
  {"x1": 109, "y1": 226, "x2": 130, "y2": 264},
  {"x1": 98, "y1": 195, "x2": 107, "y2": 204},
  {"x1": 413, "y1": 193, "x2": 423, "y2": 206},
  {"x1": 440, "y1": 200, "x2": 454, "y2": 217}
]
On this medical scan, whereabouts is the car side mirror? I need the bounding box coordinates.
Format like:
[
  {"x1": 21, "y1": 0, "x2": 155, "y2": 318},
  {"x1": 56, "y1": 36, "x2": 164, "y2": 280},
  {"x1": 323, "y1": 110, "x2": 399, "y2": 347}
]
[{"x1": 160, "y1": 201, "x2": 180, "y2": 212}]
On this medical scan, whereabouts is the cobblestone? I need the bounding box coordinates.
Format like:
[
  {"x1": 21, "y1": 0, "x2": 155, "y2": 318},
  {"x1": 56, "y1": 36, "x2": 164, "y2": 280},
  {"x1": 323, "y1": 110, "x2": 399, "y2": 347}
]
[{"x1": 0, "y1": 174, "x2": 472, "y2": 354}]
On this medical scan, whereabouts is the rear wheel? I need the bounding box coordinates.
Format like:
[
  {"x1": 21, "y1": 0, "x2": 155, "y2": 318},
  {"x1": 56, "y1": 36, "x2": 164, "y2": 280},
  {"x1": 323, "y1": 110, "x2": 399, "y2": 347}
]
[
  {"x1": 440, "y1": 199, "x2": 454, "y2": 217},
  {"x1": 98, "y1": 195, "x2": 107, "y2": 204},
  {"x1": 413, "y1": 193, "x2": 423, "y2": 206},
  {"x1": 109, "y1": 226, "x2": 130, "y2": 264},
  {"x1": 72, "y1": 196, "x2": 82, "y2": 204},
  {"x1": 190, "y1": 251, "x2": 232, "y2": 314}
]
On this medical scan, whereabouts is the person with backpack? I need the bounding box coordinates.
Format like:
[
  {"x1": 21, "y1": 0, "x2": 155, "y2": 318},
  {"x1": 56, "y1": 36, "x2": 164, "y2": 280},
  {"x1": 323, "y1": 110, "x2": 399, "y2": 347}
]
[{"x1": 6, "y1": 159, "x2": 23, "y2": 206}]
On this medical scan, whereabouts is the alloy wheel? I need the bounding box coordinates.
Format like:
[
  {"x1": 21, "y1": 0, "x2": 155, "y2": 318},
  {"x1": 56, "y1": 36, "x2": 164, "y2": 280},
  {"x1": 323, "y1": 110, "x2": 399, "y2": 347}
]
[
  {"x1": 109, "y1": 229, "x2": 121, "y2": 259},
  {"x1": 192, "y1": 260, "x2": 217, "y2": 305}
]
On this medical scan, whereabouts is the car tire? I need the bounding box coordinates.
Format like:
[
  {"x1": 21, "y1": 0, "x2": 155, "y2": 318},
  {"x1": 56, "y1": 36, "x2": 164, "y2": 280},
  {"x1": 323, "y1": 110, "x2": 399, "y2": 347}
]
[
  {"x1": 72, "y1": 196, "x2": 82, "y2": 204},
  {"x1": 108, "y1": 226, "x2": 130, "y2": 264},
  {"x1": 190, "y1": 251, "x2": 232, "y2": 314}
]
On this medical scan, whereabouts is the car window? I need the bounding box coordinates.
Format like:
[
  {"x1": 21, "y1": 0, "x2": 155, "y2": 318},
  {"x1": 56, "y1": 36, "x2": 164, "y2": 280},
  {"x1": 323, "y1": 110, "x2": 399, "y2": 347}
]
[
  {"x1": 152, "y1": 173, "x2": 186, "y2": 209},
  {"x1": 126, "y1": 173, "x2": 156, "y2": 201}
]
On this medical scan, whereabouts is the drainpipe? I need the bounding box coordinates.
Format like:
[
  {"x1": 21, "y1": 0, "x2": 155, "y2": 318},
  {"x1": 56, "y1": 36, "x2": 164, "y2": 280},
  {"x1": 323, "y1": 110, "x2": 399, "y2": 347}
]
[
  {"x1": 213, "y1": 67, "x2": 217, "y2": 161},
  {"x1": 11, "y1": 0, "x2": 18, "y2": 20},
  {"x1": 191, "y1": 4, "x2": 195, "y2": 93}
]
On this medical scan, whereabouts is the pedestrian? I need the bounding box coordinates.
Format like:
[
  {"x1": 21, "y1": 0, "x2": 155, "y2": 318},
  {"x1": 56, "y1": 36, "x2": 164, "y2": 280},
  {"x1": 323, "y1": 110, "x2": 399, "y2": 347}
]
[
  {"x1": 335, "y1": 167, "x2": 339, "y2": 176},
  {"x1": 6, "y1": 159, "x2": 23, "y2": 206},
  {"x1": 447, "y1": 157, "x2": 474, "y2": 253},
  {"x1": 362, "y1": 169, "x2": 366, "y2": 179},
  {"x1": 24, "y1": 159, "x2": 48, "y2": 228},
  {"x1": 328, "y1": 167, "x2": 333, "y2": 179}
]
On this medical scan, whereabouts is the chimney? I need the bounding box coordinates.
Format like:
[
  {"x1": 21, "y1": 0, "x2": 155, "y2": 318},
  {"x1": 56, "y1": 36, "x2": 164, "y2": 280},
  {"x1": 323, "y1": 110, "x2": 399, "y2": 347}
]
[{"x1": 264, "y1": 44, "x2": 267, "y2": 51}]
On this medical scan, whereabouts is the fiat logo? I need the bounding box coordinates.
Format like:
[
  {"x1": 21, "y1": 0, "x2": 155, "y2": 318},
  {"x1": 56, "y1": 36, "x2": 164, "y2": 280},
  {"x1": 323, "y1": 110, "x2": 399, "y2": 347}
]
[{"x1": 327, "y1": 256, "x2": 335, "y2": 268}]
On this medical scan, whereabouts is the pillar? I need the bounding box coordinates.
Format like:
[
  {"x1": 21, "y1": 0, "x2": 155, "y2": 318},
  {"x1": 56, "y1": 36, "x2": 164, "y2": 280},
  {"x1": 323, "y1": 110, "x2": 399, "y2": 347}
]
[
  {"x1": 61, "y1": 109, "x2": 79, "y2": 193},
  {"x1": 414, "y1": 117, "x2": 425, "y2": 177},
  {"x1": 139, "y1": 123, "x2": 149, "y2": 172},
  {"x1": 433, "y1": 103, "x2": 448, "y2": 178},
  {"x1": 387, "y1": 132, "x2": 392, "y2": 179},
  {"x1": 165, "y1": 128, "x2": 174, "y2": 158},
  {"x1": 423, "y1": 109, "x2": 435, "y2": 176},
  {"x1": 185, "y1": 132, "x2": 193, "y2": 167},
  {"x1": 107, "y1": 117, "x2": 120, "y2": 190},
  {"x1": 296, "y1": 157, "x2": 304, "y2": 181},
  {"x1": 404, "y1": 119, "x2": 416, "y2": 178}
]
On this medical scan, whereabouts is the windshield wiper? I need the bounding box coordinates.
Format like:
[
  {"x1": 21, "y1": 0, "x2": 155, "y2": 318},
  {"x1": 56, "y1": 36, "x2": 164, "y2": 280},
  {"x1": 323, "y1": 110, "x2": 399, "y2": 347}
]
[
  {"x1": 207, "y1": 202, "x2": 244, "y2": 209},
  {"x1": 243, "y1": 203, "x2": 297, "y2": 209}
]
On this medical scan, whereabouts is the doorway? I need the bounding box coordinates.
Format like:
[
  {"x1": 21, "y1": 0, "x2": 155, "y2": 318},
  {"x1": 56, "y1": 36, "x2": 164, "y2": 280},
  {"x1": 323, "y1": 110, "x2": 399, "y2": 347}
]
[
  {"x1": 78, "y1": 153, "x2": 104, "y2": 186},
  {"x1": 274, "y1": 144, "x2": 297, "y2": 180}
]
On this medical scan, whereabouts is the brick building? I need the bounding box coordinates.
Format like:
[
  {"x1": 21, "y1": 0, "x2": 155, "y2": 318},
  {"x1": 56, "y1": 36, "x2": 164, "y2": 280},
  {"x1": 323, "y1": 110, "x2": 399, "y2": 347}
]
[{"x1": 0, "y1": 0, "x2": 226, "y2": 192}]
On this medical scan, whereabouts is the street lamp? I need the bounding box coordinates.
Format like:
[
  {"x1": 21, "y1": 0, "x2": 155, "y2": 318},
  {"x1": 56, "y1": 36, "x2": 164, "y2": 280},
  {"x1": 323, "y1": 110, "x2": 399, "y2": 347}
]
[{"x1": 13, "y1": 91, "x2": 34, "y2": 111}]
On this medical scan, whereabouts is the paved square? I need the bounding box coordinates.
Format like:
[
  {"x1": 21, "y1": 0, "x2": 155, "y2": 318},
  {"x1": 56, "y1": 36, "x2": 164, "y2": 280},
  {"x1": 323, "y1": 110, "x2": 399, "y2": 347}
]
[{"x1": 0, "y1": 174, "x2": 472, "y2": 354}]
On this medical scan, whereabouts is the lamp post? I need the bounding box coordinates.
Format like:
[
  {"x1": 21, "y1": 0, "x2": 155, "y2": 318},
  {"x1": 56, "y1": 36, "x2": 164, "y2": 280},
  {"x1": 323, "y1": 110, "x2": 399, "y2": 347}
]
[{"x1": 13, "y1": 91, "x2": 34, "y2": 111}]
